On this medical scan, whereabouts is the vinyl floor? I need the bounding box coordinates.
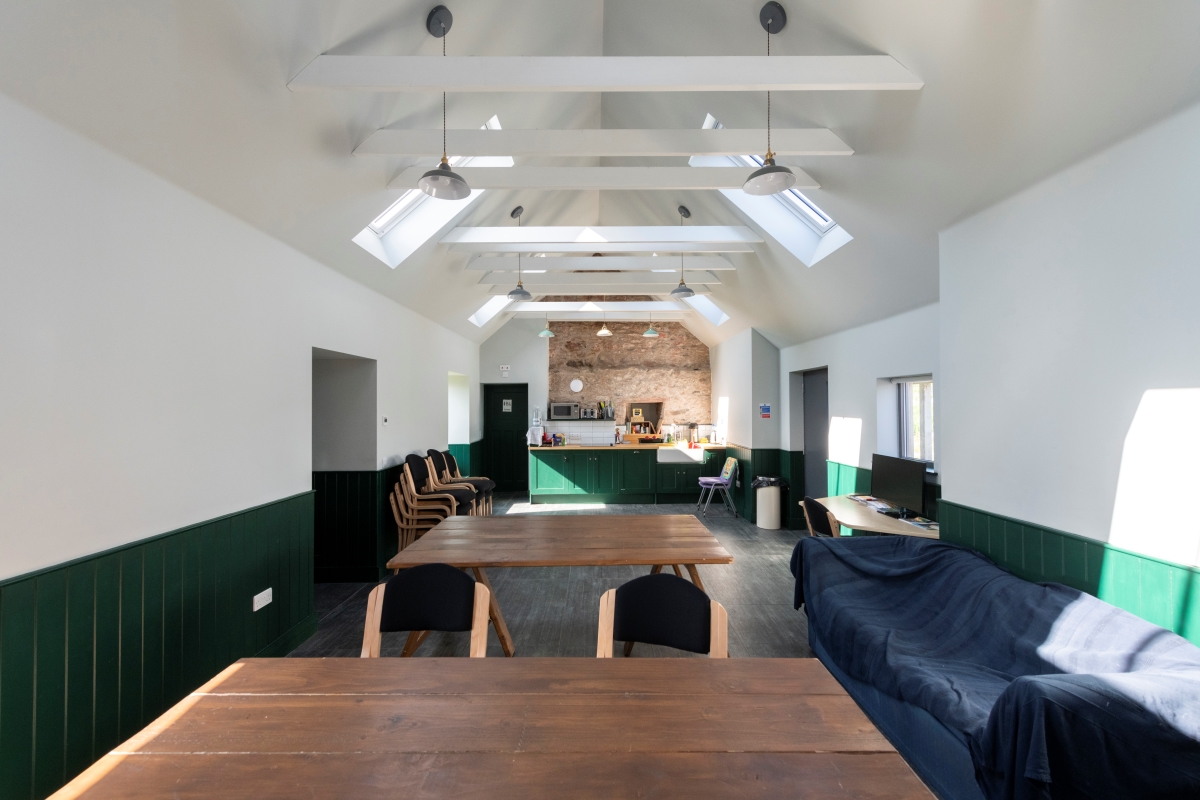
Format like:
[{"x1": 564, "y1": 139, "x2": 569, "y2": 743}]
[{"x1": 289, "y1": 493, "x2": 813, "y2": 659}]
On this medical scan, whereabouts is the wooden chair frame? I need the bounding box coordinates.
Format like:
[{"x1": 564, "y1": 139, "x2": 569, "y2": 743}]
[
  {"x1": 802, "y1": 502, "x2": 841, "y2": 538},
  {"x1": 444, "y1": 454, "x2": 495, "y2": 515},
  {"x1": 425, "y1": 457, "x2": 489, "y2": 516},
  {"x1": 389, "y1": 484, "x2": 445, "y2": 551},
  {"x1": 596, "y1": 588, "x2": 728, "y2": 658},
  {"x1": 402, "y1": 462, "x2": 472, "y2": 516},
  {"x1": 360, "y1": 579, "x2": 490, "y2": 658}
]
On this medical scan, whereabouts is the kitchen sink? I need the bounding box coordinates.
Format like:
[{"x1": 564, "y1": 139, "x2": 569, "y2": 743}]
[{"x1": 656, "y1": 446, "x2": 705, "y2": 463}]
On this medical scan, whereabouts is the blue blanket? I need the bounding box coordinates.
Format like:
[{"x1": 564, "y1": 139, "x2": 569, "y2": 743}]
[{"x1": 791, "y1": 535, "x2": 1200, "y2": 799}]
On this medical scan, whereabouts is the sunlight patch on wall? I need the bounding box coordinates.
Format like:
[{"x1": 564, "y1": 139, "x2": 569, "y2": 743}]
[
  {"x1": 828, "y1": 416, "x2": 863, "y2": 467},
  {"x1": 1109, "y1": 388, "x2": 1200, "y2": 567}
]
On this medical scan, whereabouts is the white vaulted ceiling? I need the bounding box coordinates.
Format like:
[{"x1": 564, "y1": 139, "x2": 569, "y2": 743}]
[{"x1": 1, "y1": 1, "x2": 1199, "y2": 346}]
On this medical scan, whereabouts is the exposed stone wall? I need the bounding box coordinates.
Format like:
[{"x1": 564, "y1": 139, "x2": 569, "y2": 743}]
[{"x1": 547, "y1": 321, "x2": 711, "y2": 425}]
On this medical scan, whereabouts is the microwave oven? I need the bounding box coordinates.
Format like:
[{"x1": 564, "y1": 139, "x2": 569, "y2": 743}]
[{"x1": 549, "y1": 402, "x2": 580, "y2": 420}]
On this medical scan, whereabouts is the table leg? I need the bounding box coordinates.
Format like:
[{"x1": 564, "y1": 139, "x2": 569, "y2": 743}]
[
  {"x1": 623, "y1": 641, "x2": 635, "y2": 657},
  {"x1": 685, "y1": 564, "x2": 706, "y2": 593},
  {"x1": 671, "y1": 564, "x2": 683, "y2": 578},
  {"x1": 471, "y1": 567, "x2": 515, "y2": 657},
  {"x1": 401, "y1": 630, "x2": 429, "y2": 657},
  {"x1": 650, "y1": 565, "x2": 663, "y2": 575}
]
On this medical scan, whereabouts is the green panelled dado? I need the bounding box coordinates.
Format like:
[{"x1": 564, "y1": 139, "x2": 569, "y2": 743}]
[
  {"x1": 722, "y1": 445, "x2": 803, "y2": 525},
  {"x1": 939, "y1": 500, "x2": 1200, "y2": 647},
  {"x1": 312, "y1": 465, "x2": 402, "y2": 583},
  {"x1": 825, "y1": 460, "x2": 940, "y2": 522},
  {"x1": 0, "y1": 492, "x2": 316, "y2": 800}
]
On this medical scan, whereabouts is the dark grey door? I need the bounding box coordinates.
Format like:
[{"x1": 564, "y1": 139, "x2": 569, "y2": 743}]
[
  {"x1": 802, "y1": 368, "x2": 829, "y2": 498},
  {"x1": 483, "y1": 384, "x2": 529, "y2": 492}
]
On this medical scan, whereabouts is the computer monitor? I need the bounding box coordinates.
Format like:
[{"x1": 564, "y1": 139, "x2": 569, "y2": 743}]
[{"x1": 870, "y1": 454, "x2": 926, "y2": 516}]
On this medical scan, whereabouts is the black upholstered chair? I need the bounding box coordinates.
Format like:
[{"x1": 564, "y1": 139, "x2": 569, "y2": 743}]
[
  {"x1": 404, "y1": 454, "x2": 476, "y2": 515},
  {"x1": 428, "y1": 450, "x2": 493, "y2": 513},
  {"x1": 596, "y1": 573, "x2": 728, "y2": 658},
  {"x1": 802, "y1": 496, "x2": 840, "y2": 538},
  {"x1": 360, "y1": 563, "x2": 489, "y2": 658}
]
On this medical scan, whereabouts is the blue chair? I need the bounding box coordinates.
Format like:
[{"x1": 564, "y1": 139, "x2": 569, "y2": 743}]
[{"x1": 697, "y1": 457, "x2": 738, "y2": 517}]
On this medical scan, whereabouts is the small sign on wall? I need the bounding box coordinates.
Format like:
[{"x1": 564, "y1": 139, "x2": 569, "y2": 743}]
[
  {"x1": 759, "y1": 403, "x2": 772, "y2": 419},
  {"x1": 502, "y1": 399, "x2": 513, "y2": 413},
  {"x1": 500, "y1": 365, "x2": 510, "y2": 379}
]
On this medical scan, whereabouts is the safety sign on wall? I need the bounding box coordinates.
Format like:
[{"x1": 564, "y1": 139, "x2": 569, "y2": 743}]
[
  {"x1": 759, "y1": 403, "x2": 771, "y2": 419},
  {"x1": 502, "y1": 399, "x2": 513, "y2": 412}
]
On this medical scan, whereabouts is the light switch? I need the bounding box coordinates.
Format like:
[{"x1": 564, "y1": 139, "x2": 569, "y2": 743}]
[{"x1": 253, "y1": 588, "x2": 273, "y2": 612}]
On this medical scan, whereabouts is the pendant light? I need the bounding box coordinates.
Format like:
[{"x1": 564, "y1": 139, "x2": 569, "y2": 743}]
[
  {"x1": 507, "y1": 206, "x2": 532, "y2": 301},
  {"x1": 538, "y1": 315, "x2": 555, "y2": 338},
  {"x1": 597, "y1": 313, "x2": 612, "y2": 337},
  {"x1": 418, "y1": 8, "x2": 472, "y2": 200},
  {"x1": 743, "y1": 3, "x2": 797, "y2": 197},
  {"x1": 643, "y1": 311, "x2": 659, "y2": 338},
  {"x1": 670, "y1": 205, "x2": 695, "y2": 299}
]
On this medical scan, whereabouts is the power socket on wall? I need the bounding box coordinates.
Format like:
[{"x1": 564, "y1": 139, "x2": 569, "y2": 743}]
[{"x1": 253, "y1": 588, "x2": 273, "y2": 612}]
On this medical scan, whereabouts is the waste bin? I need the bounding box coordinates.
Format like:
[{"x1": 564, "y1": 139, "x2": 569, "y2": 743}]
[{"x1": 751, "y1": 476, "x2": 788, "y2": 530}]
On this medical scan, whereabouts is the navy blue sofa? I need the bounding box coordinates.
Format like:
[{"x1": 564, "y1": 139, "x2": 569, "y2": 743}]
[{"x1": 791, "y1": 535, "x2": 1200, "y2": 800}]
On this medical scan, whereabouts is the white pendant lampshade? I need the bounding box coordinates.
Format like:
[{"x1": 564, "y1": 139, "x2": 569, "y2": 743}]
[
  {"x1": 597, "y1": 323, "x2": 613, "y2": 337},
  {"x1": 419, "y1": 158, "x2": 471, "y2": 200}
]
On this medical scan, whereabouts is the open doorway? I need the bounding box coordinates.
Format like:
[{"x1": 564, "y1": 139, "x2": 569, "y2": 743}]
[
  {"x1": 312, "y1": 348, "x2": 376, "y2": 471},
  {"x1": 448, "y1": 372, "x2": 470, "y2": 446},
  {"x1": 801, "y1": 367, "x2": 829, "y2": 499}
]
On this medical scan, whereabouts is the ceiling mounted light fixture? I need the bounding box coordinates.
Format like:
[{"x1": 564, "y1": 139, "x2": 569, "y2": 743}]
[
  {"x1": 743, "y1": 2, "x2": 797, "y2": 197},
  {"x1": 670, "y1": 205, "x2": 695, "y2": 299},
  {"x1": 418, "y1": 6, "x2": 472, "y2": 200},
  {"x1": 538, "y1": 316, "x2": 555, "y2": 338},
  {"x1": 597, "y1": 313, "x2": 613, "y2": 337},
  {"x1": 507, "y1": 206, "x2": 533, "y2": 301}
]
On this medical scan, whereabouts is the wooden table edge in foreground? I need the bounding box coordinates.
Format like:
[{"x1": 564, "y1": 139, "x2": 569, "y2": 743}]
[
  {"x1": 386, "y1": 515, "x2": 734, "y2": 658},
  {"x1": 817, "y1": 495, "x2": 940, "y2": 539},
  {"x1": 51, "y1": 657, "x2": 935, "y2": 800}
]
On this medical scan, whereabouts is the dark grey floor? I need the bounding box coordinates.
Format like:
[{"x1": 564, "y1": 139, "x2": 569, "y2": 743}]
[{"x1": 289, "y1": 493, "x2": 812, "y2": 659}]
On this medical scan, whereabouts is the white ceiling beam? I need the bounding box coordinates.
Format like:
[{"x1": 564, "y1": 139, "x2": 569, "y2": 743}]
[
  {"x1": 510, "y1": 301, "x2": 687, "y2": 312},
  {"x1": 443, "y1": 226, "x2": 760, "y2": 245},
  {"x1": 451, "y1": 242, "x2": 753, "y2": 254},
  {"x1": 388, "y1": 166, "x2": 817, "y2": 191},
  {"x1": 467, "y1": 255, "x2": 735, "y2": 272},
  {"x1": 488, "y1": 285, "x2": 712, "y2": 296},
  {"x1": 478, "y1": 271, "x2": 720, "y2": 285},
  {"x1": 356, "y1": 128, "x2": 851, "y2": 157},
  {"x1": 510, "y1": 311, "x2": 690, "y2": 321},
  {"x1": 289, "y1": 56, "x2": 923, "y2": 93}
]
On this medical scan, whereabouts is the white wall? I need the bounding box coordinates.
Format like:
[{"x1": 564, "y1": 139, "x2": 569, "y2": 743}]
[
  {"x1": 312, "y1": 355, "x2": 377, "y2": 472},
  {"x1": 779, "y1": 304, "x2": 940, "y2": 466},
  {"x1": 710, "y1": 329, "x2": 753, "y2": 447},
  {"x1": 751, "y1": 330, "x2": 781, "y2": 449},
  {"x1": 447, "y1": 372, "x2": 471, "y2": 444},
  {"x1": 0, "y1": 93, "x2": 480, "y2": 580},
  {"x1": 479, "y1": 318, "x2": 550, "y2": 428},
  {"x1": 940, "y1": 100, "x2": 1200, "y2": 566}
]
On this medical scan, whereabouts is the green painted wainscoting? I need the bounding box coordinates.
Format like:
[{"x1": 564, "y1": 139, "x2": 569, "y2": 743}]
[
  {"x1": 722, "y1": 446, "x2": 803, "y2": 525},
  {"x1": 0, "y1": 491, "x2": 316, "y2": 800},
  {"x1": 939, "y1": 500, "x2": 1200, "y2": 647},
  {"x1": 446, "y1": 441, "x2": 485, "y2": 478},
  {"x1": 312, "y1": 465, "x2": 402, "y2": 583}
]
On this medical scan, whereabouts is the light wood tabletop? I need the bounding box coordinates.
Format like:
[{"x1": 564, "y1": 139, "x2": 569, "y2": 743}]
[
  {"x1": 386, "y1": 514, "x2": 734, "y2": 657},
  {"x1": 56, "y1": 657, "x2": 934, "y2": 800},
  {"x1": 817, "y1": 495, "x2": 940, "y2": 539}
]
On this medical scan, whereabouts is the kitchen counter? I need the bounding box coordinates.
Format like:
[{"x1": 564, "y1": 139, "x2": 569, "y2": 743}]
[
  {"x1": 528, "y1": 443, "x2": 725, "y2": 450},
  {"x1": 528, "y1": 444, "x2": 727, "y2": 504}
]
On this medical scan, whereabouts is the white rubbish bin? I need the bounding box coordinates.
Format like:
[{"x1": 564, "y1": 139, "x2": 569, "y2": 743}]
[{"x1": 756, "y1": 486, "x2": 781, "y2": 530}]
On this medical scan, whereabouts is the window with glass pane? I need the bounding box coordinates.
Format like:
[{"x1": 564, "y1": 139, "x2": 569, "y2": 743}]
[{"x1": 900, "y1": 379, "x2": 935, "y2": 462}]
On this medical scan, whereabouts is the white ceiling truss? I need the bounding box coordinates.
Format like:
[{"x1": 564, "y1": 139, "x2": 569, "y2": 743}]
[
  {"x1": 388, "y1": 166, "x2": 818, "y2": 191},
  {"x1": 356, "y1": 127, "x2": 852, "y2": 157},
  {"x1": 477, "y1": 272, "x2": 720, "y2": 286},
  {"x1": 465, "y1": 256, "x2": 735, "y2": 272},
  {"x1": 289, "y1": 55, "x2": 924, "y2": 93}
]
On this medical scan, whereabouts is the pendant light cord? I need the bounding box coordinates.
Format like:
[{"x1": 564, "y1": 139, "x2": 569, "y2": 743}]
[
  {"x1": 679, "y1": 211, "x2": 685, "y2": 286},
  {"x1": 442, "y1": 28, "x2": 447, "y2": 162},
  {"x1": 517, "y1": 214, "x2": 522, "y2": 286},
  {"x1": 766, "y1": 22, "x2": 772, "y2": 159}
]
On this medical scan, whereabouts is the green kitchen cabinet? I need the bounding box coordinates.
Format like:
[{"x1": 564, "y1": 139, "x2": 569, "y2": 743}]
[
  {"x1": 656, "y1": 463, "x2": 704, "y2": 495},
  {"x1": 702, "y1": 447, "x2": 727, "y2": 476},
  {"x1": 591, "y1": 450, "x2": 617, "y2": 493},
  {"x1": 618, "y1": 449, "x2": 655, "y2": 494},
  {"x1": 530, "y1": 449, "x2": 571, "y2": 493},
  {"x1": 656, "y1": 463, "x2": 679, "y2": 492}
]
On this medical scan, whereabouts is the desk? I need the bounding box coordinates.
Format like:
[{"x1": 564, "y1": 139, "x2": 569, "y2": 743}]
[
  {"x1": 817, "y1": 495, "x2": 940, "y2": 539},
  {"x1": 56, "y1": 658, "x2": 934, "y2": 799},
  {"x1": 386, "y1": 515, "x2": 734, "y2": 656}
]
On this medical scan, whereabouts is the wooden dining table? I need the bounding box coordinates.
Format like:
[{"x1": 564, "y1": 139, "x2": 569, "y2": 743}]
[
  {"x1": 55, "y1": 657, "x2": 935, "y2": 799},
  {"x1": 386, "y1": 514, "x2": 734, "y2": 657}
]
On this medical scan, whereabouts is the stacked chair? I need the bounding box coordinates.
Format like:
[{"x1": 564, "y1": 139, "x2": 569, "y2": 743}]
[{"x1": 388, "y1": 451, "x2": 497, "y2": 553}]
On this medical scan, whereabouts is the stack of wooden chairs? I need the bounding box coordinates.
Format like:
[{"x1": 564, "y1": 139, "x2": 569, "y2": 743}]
[{"x1": 389, "y1": 451, "x2": 496, "y2": 551}]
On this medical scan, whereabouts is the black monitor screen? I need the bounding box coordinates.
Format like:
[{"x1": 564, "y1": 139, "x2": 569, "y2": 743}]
[{"x1": 870, "y1": 454, "x2": 926, "y2": 514}]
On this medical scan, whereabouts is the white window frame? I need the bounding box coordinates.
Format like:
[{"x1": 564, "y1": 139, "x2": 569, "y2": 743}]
[{"x1": 895, "y1": 375, "x2": 935, "y2": 464}]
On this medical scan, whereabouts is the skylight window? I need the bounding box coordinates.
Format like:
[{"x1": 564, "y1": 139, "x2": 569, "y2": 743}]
[
  {"x1": 702, "y1": 114, "x2": 835, "y2": 235},
  {"x1": 468, "y1": 296, "x2": 513, "y2": 328},
  {"x1": 368, "y1": 115, "x2": 505, "y2": 237}
]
